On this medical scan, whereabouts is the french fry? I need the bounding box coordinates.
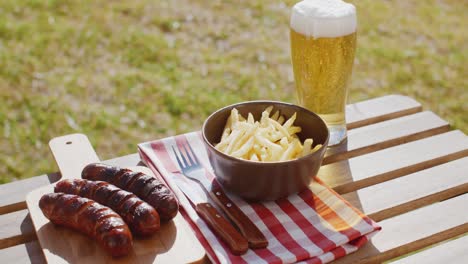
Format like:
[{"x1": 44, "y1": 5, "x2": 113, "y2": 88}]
[
  {"x1": 269, "y1": 118, "x2": 290, "y2": 138},
  {"x1": 224, "y1": 130, "x2": 242, "y2": 154},
  {"x1": 230, "y1": 108, "x2": 239, "y2": 127},
  {"x1": 232, "y1": 123, "x2": 257, "y2": 152},
  {"x1": 215, "y1": 106, "x2": 321, "y2": 162},
  {"x1": 231, "y1": 137, "x2": 255, "y2": 158},
  {"x1": 288, "y1": 126, "x2": 302, "y2": 135},
  {"x1": 302, "y1": 138, "x2": 313, "y2": 157},
  {"x1": 277, "y1": 115, "x2": 285, "y2": 125},
  {"x1": 279, "y1": 143, "x2": 293, "y2": 161},
  {"x1": 238, "y1": 114, "x2": 246, "y2": 122},
  {"x1": 279, "y1": 137, "x2": 289, "y2": 149},
  {"x1": 215, "y1": 129, "x2": 236, "y2": 151},
  {"x1": 247, "y1": 113, "x2": 254, "y2": 124},
  {"x1": 259, "y1": 147, "x2": 268, "y2": 161},
  {"x1": 269, "y1": 131, "x2": 283, "y2": 142},
  {"x1": 290, "y1": 138, "x2": 303, "y2": 158},
  {"x1": 282, "y1": 112, "x2": 296, "y2": 129},
  {"x1": 254, "y1": 134, "x2": 282, "y2": 154},
  {"x1": 311, "y1": 144, "x2": 323, "y2": 153},
  {"x1": 221, "y1": 127, "x2": 231, "y2": 141},
  {"x1": 260, "y1": 111, "x2": 270, "y2": 128},
  {"x1": 271, "y1": 110, "x2": 280, "y2": 121},
  {"x1": 249, "y1": 152, "x2": 259, "y2": 161}
]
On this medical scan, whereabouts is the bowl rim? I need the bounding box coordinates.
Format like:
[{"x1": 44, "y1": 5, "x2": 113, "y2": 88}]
[{"x1": 201, "y1": 100, "x2": 330, "y2": 165}]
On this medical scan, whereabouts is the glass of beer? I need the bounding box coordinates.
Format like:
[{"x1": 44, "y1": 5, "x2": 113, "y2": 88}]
[{"x1": 290, "y1": 0, "x2": 357, "y2": 146}]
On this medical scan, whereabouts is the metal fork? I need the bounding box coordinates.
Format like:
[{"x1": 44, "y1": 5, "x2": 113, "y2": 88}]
[
  {"x1": 172, "y1": 143, "x2": 268, "y2": 249},
  {"x1": 172, "y1": 144, "x2": 212, "y2": 190}
]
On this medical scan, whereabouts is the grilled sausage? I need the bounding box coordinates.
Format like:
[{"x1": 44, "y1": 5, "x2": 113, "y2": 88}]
[
  {"x1": 39, "y1": 193, "x2": 133, "y2": 257},
  {"x1": 55, "y1": 179, "x2": 160, "y2": 236},
  {"x1": 82, "y1": 163, "x2": 179, "y2": 222}
]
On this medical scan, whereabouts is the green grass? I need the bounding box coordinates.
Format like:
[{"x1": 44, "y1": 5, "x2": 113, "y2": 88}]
[{"x1": 0, "y1": 0, "x2": 466, "y2": 183}]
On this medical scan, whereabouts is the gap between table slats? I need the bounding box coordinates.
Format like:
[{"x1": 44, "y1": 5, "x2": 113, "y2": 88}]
[
  {"x1": 0, "y1": 241, "x2": 45, "y2": 264},
  {"x1": 0, "y1": 173, "x2": 61, "y2": 215},
  {"x1": 0, "y1": 210, "x2": 36, "y2": 250},
  {"x1": 346, "y1": 94, "x2": 422, "y2": 129},
  {"x1": 334, "y1": 194, "x2": 468, "y2": 264},
  {"x1": 389, "y1": 235, "x2": 468, "y2": 264},
  {"x1": 324, "y1": 111, "x2": 450, "y2": 165},
  {"x1": 341, "y1": 157, "x2": 468, "y2": 222},
  {"x1": 319, "y1": 130, "x2": 468, "y2": 194}
]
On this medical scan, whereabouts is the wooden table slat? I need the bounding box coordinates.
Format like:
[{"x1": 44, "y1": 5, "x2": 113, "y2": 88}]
[
  {"x1": 324, "y1": 111, "x2": 450, "y2": 164},
  {"x1": 0, "y1": 210, "x2": 36, "y2": 249},
  {"x1": 0, "y1": 241, "x2": 45, "y2": 264},
  {"x1": 342, "y1": 157, "x2": 468, "y2": 221},
  {"x1": 334, "y1": 194, "x2": 468, "y2": 264},
  {"x1": 390, "y1": 235, "x2": 468, "y2": 264},
  {"x1": 0, "y1": 173, "x2": 60, "y2": 215},
  {"x1": 319, "y1": 130, "x2": 468, "y2": 194},
  {"x1": 346, "y1": 94, "x2": 421, "y2": 129},
  {"x1": 103, "y1": 153, "x2": 141, "y2": 167}
]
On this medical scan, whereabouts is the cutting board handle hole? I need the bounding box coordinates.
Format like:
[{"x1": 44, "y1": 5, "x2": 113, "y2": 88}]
[{"x1": 66, "y1": 141, "x2": 72, "y2": 145}]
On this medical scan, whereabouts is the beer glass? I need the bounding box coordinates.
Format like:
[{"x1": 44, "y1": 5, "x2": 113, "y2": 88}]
[{"x1": 290, "y1": 0, "x2": 357, "y2": 146}]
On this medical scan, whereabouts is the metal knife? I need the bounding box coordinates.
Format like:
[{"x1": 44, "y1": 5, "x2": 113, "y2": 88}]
[{"x1": 173, "y1": 176, "x2": 249, "y2": 255}]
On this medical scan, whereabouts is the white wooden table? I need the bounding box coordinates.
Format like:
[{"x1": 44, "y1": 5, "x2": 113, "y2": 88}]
[{"x1": 0, "y1": 95, "x2": 466, "y2": 263}]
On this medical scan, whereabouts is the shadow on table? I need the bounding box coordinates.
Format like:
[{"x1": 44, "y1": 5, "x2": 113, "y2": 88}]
[
  {"x1": 47, "y1": 172, "x2": 61, "y2": 184},
  {"x1": 37, "y1": 220, "x2": 177, "y2": 263},
  {"x1": 318, "y1": 140, "x2": 382, "y2": 262},
  {"x1": 19, "y1": 213, "x2": 46, "y2": 264},
  {"x1": 24, "y1": 239, "x2": 46, "y2": 264}
]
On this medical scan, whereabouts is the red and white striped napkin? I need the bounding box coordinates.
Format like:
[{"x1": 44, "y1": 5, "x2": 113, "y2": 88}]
[{"x1": 138, "y1": 132, "x2": 381, "y2": 264}]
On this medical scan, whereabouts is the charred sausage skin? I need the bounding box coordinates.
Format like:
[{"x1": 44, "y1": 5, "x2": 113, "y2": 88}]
[
  {"x1": 82, "y1": 163, "x2": 179, "y2": 222},
  {"x1": 55, "y1": 179, "x2": 160, "y2": 236},
  {"x1": 39, "y1": 193, "x2": 133, "y2": 257}
]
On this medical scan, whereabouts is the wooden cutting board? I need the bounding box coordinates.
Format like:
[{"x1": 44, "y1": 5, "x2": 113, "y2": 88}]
[{"x1": 26, "y1": 134, "x2": 206, "y2": 263}]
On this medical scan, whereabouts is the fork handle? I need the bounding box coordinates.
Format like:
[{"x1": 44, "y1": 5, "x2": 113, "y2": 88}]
[
  {"x1": 209, "y1": 184, "x2": 269, "y2": 249},
  {"x1": 196, "y1": 203, "x2": 248, "y2": 255}
]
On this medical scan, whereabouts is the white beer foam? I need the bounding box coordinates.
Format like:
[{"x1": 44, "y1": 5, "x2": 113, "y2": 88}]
[{"x1": 291, "y1": 0, "x2": 357, "y2": 38}]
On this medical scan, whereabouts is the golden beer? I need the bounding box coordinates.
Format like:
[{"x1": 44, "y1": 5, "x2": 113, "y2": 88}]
[
  {"x1": 290, "y1": 0, "x2": 357, "y2": 145},
  {"x1": 290, "y1": 30, "x2": 356, "y2": 127}
]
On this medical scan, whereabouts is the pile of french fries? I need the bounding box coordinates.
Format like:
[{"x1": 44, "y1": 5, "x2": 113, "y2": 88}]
[{"x1": 215, "y1": 106, "x2": 322, "y2": 162}]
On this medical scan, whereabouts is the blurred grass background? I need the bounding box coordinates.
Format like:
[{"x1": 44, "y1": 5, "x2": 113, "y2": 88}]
[{"x1": 0, "y1": 0, "x2": 466, "y2": 183}]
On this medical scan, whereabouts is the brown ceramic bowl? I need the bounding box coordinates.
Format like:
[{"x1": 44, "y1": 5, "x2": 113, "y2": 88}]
[{"x1": 202, "y1": 101, "x2": 329, "y2": 201}]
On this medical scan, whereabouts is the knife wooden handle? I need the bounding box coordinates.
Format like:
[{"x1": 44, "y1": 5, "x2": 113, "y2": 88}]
[
  {"x1": 209, "y1": 184, "x2": 269, "y2": 249},
  {"x1": 196, "y1": 203, "x2": 248, "y2": 255}
]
